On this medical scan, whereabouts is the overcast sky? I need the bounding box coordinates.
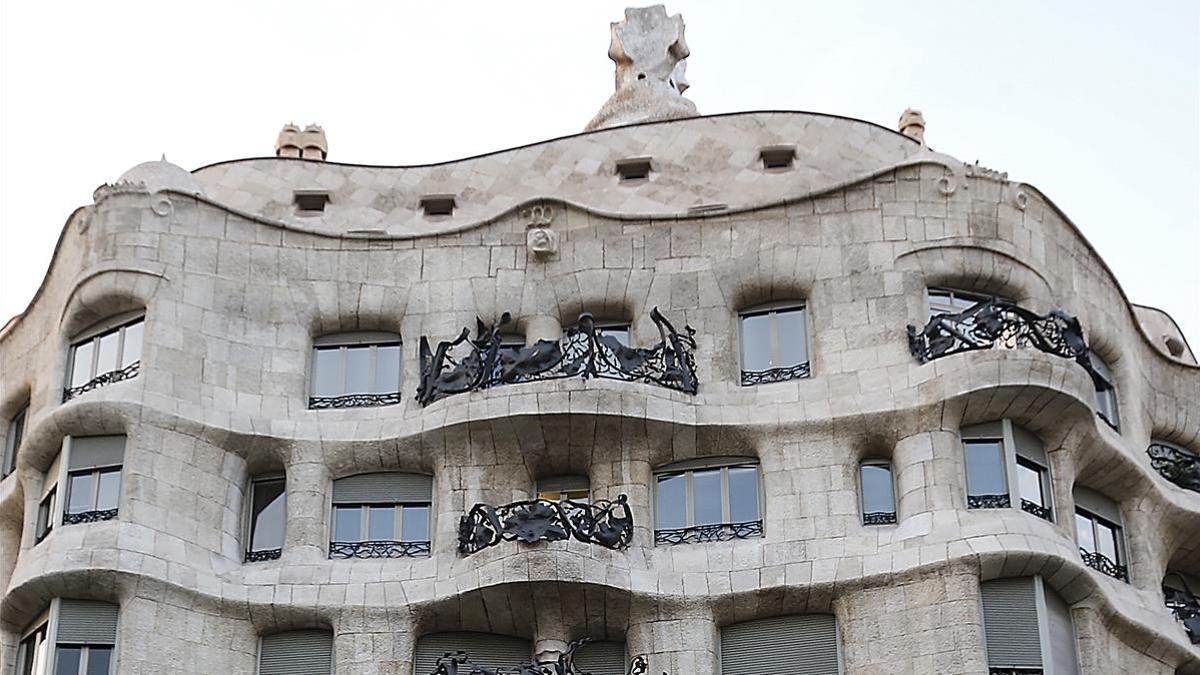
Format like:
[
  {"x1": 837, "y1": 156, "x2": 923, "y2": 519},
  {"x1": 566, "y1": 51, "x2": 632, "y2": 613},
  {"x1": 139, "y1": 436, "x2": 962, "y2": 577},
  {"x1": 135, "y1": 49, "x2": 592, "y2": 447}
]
[{"x1": 2, "y1": 1, "x2": 1197, "y2": 344}]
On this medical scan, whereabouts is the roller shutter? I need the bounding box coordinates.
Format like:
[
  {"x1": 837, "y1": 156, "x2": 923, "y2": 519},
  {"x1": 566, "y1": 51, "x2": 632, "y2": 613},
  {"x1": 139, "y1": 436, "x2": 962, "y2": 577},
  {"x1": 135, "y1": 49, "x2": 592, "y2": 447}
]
[
  {"x1": 720, "y1": 614, "x2": 840, "y2": 675},
  {"x1": 56, "y1": 599, "x2": 119, "y2": 645},
  {"x1": 573, "y1": 640, "x2": 626, "y2": 675},
  {"x1": 981, "y1": 577, "x2": 1042, "y2": 669},
  {"x1": 413, "y1": 632, "x2": 530, "y2": 675},
  {"x1": 1044, "y1": 585, "x2": 1080, "y2": 675},
  {"x1": 259, "y1": 629, "x2": 333, "y2": 674},
  {"x1": 68, "y1": 436, "x2": 125, "y2": 471},
  {"x1": 332, "y1": 473, "x2": 432, "y2": 504}
]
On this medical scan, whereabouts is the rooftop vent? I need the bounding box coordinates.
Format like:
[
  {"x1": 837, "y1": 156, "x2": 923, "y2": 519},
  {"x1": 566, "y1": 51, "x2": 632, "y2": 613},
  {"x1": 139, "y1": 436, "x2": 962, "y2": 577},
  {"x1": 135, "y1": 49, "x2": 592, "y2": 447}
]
[
  {"x1": 294, "y1": 190, "x2": 330, "y2": 214},
  {"x1": 276, "y1": 123, "x2": 328, "y2": 160},
  {"x1": 898, "y1": 109, "x2": 925, "y2": 145},
  {"x1": 420, "y1": 194, "x2": 456, "y2": 217},
  {"x1": 759, "y1": 146, "x2": 796, "y2": 171},
  {"x1": 616, "y1": 157, "x2": 652, "y2": 183}
]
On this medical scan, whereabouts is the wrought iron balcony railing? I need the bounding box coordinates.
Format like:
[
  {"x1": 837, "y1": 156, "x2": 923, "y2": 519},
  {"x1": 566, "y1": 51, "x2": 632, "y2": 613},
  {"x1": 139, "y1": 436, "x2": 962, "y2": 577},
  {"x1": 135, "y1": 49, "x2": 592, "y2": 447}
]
[
  {"x1": 740, "y1": 361, "x2": 811, "y2": 386},
  {"x1": 988, "y1": 669, "x2": 1045, "y2": 675},
  {"x1": 967, "y1": 493, "x2": 1011, "y2": 510},
  {"x1": 309, "y1": 392, "x2": 402, "y2": 410},
  {"x1": 429, "y1": 640, "x2": 654, "y2": 675},
  {"x1": 458, "y1": 495, "x2": 633, "y2": 556},
  {"x1": 245, "y1": 548, "x2": 282, "y2": 563},
  {"x1": 1164, "y1": 580, "x2": 1200, "y2": 644},
  {"x1": 907, "y1": 299, "x2": 1107, "y2": 388},
  {"x1": 62, "y1": 508, "x2": 118, "y2": 525},
  {"x1": 417, "y1": 308, "x2": 697, "y2": 406},
  {"x1": 1147, "y1": 442, "x2": 1200, "y2": 494},
  {"x1": 654, "y1": 519, "x2": 763, "y2": 545},
  {"x1": 328, "y1": 540, "x2": 431, "y2": 559},
  {"x1": 1020, "y1": 499, "x2": 1052, "y2": 521},
  {"x1": 63, "y1": 361, "x2": 140, "y2": 402},
  {"x1": 1080, "y1": 549, "x2": 1128, "y2": 582},
  {"x1": 863, "y1": 511, "x2": 897, "y2": 526}
]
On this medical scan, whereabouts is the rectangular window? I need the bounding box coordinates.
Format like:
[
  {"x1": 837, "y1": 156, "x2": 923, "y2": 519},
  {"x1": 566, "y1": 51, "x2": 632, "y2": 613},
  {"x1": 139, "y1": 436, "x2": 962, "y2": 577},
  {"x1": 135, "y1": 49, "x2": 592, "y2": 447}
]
[
  {"x1": 309, "y1": 333, "x2": 403, "y2": 408},
  {"x1": 654, "y1": 461, "x2": 762, "y2": 545},
  {"x1": 963, "y1": 438, "x2": 1009, "y2": 508},
  {"x1": 63, "y1": 436, "x2": 124, "y2": 525},
  {"x1": 536, "y1": 475, "x2": 590, "y2": 503},
  {"x1": 65, "y1": 315, "x2": 144, "y2": 400},
  {"x1": 329, "y1": 472, "x2": 432, "y2": 558},
  {"x1": 54, "y1": 645, "x2": 114, "y2": 675},
  {"x1": 247, "y1": 476, "x2": 286, "y2": 560},
  {"x1": 1076, "y1": 507, "x2": 1127, "y2": 581},
  {"x1": 3, "y1": 404, "x2": 26, "y2": 478},
  {"x1": 16, "y1": 622, "x2": 48, "y2": 675},
  {"x1": 1016, "y1": 457, "x2": 1052, "y2": 520},
  {"x1": 1089, "y1": 351, "x2": 1120, "y2": 430},
  {"x1": 860, "y1": 462, "x2": 897, "y2": 525},
  {"x1": 37, "y1": 487, "x2": 57, "y2": 542},
  {"x1": 739, "y1": 305, "x2": 810, "y2": 385},
  {"x1": 54, "y1": 600, "x2": 119, "y2": 675}
]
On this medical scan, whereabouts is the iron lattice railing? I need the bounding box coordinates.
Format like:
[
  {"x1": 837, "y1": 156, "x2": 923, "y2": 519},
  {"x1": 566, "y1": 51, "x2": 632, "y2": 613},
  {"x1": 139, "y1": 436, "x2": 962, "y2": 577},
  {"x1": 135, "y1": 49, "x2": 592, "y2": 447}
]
[
  {"x1": 62, "y1": 508, "x2": 118, "y2": 525},
  {"x1": 967, "y1": 493, "x2": 1011, "y2": 510},
  {"x1": 417, "y1": 308, "x2": 697, "y2": 406},
  {"x1": 906, "y1": 299, "x2": 1108, "y2": 388},
  {"x1": 740, "y1": 361, "x2": 810, "y2": 386},
  {"x1": 430, "y1": 640, "x2": 655, "y2": 675},
  {"x1": 863, "y1": 511, "x2": 897, "y2": 526},
  {"x1": 458, "y1": 495, "x2": 633, "y2": 556},
  {"x1": 1164, "y1": 579, "x2": 1200, "y2": 644},
  {"x1": 328, "y1": 540, "x2": 431, "y2": 559},
  {"x1": 1020, "y1": 499, "x2": 1052, "y2": 521},
  {"x1": 654, "y1": 520, "x2": 763, "y2": 545},
  {"x1": 63, "y1": 361, "x2": 140, "y2": 402},
  {"x1": 1147, "y1": 443, "x2": 1200, "y2": 494},
  {"x1": 1080, "y1": 549, "x2": 1128, "y2": 582},
  {"x1": 309, "y1": 392, "x2": 402, "y2": 410},
  {"x1": 245, "y1": 548, "x2": 282, "y2": 563}
]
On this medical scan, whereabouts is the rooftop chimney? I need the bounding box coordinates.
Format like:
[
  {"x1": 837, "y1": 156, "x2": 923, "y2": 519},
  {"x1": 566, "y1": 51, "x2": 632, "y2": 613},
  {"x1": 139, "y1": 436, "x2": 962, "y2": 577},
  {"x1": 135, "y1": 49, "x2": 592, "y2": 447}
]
[
  {"x1": 898, "y1": 109, "x2": 925, "y2": 145},
  {"x1": 276, "y1": 123, "x2": 328, "y2": 160}
]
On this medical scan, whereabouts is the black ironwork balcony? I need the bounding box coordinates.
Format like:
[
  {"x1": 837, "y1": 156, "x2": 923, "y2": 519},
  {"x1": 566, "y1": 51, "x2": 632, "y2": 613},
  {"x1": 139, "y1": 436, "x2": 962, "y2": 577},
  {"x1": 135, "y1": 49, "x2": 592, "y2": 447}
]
[
  {"x1": 245, "y1": 548, "x2": 282, "y2": 563},
  {"x1": 1164, "y1": 580, "x2": 1200, "y2": 644},
  {"x1": 988, "y1": 669, "x2": 1045, "y2": 675},
  {"x1": 654, "y1": 519, "x2": 763, "y2": 545},
  {"x1": 907, "y1": 299, "x2": 1107, "y2": 387},
  {"x1": 740, "y1": 361, "x2": 810, "y2": 386},
  {"x1": 329, "y1": 540, "x2": 430, "y2": 559},
  {"x1": 1080, "y1": 549, "x2": 1128, "y2": 582},
  {"x1": 458, "y1": 495, "x2": 632, "y2": 556},
  {"x1": 308, "y1": 392, "x2": 402, "y2": 410},
  {"x1": 63, "y1": 361, "x2": 140, "y2": 402},
  {"x1": 1020, "y1": 499, "x2": 1053, "y2": 521},
  {"x1": 417, "y1": 308, "x2": 697, "y2": 406},
  {"x1": 863, "y1": 511, "x2": 897, "y2": 526},
  {"x1": 1147, "y1": 442, "x2": 1200, "y2": 494},
  {"x1": 967, "y1": 493, "x2": 1011, "y2": 510},
  {"x1": 430, "y1": 639, "x2": 656, "y2": 675},
  {"x1": 62, "y1": 508, "x2": 118, "y2": 525}
]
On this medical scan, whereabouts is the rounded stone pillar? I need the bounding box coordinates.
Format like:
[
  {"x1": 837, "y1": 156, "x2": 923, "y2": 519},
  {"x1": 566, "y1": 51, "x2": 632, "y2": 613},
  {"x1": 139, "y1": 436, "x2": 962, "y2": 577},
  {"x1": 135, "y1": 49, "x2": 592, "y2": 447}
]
[
  {"x1": 627, "y1": 598, "x2": 718, "y2": 673},
  {"x1": 334, "y1": 609, "x2": 416, "y2": 675},
  {"x1": 524, "y1": 314, "x2": 562, "y2": 344},
  {"x1": 284, "y1": 459, "x2": 330, "y2": 561},
  {"x1": 893, "y1": 430, "x2": 961, "y2": 520}
]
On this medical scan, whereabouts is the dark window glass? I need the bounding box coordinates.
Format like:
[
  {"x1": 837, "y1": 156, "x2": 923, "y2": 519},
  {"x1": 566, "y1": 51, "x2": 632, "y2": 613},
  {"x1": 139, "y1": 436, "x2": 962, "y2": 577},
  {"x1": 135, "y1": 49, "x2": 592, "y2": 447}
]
[
  {"x1": 596, "y1": 325, "x2": 631, "y2": 347},
  {"x1": 36, "y1": 488, "x2": 56, "y2": 540},
  {"x1": 17, "y1": 623, "x2": 47, "y2": 675},
  {"x1": 1096, "y1": 520, "x2": 1119, "y2": 562},
  {"x1": 4, "y1": 406, "x2": 26, "y2": 477},
  {"x1": 344, "y1": 346, "x2": 372, "y2": 394},
  {"x1": 249, "y1": 478, "x2": 286, "y2": 552},
  {"x1": 54, "y1": 646, "x2": 82, "y2": 675},
  {"x1": 655, "y1": 473, "x2": 687, "y2": 529},
  {"x1": 740, "y1": 313, "x2": 772, "y2": 372},
  {"x1": 402, "y1": 505, "x2": 431, "y2": 542},
  {"x1": 691, "y1": 469, "x2": 723, "y2": 526},
  {"x1": 727, "y1": 466, "x2": 760, "y2": 523},
  {"x1": 85, "y1": 646, "x2": 112, "y2": 675},
  {"x1": 310, "y1": 337, "x2": 403, "y2": 402},
  {"x1": 333, "y1": 505, "x2": 361, "y2": 542},
  {"x1": 367, "y1": 505, "x2": 395, "y2": 540},
  {"x1": 963, "y1": 439, "x2": 1007, "y2": 497},
  {"x1": 312, "y1": 348, "x2": 342, "y2": 398},
  {"x1": 1075, "y1": 512, "x2": 1096, "y2": 552},
  {"x1": 860, "y1": 464, "x2": 896, "y2": 516},
  {"x1": 374, "y1": 345, "x2": 402, "y2": 394}
]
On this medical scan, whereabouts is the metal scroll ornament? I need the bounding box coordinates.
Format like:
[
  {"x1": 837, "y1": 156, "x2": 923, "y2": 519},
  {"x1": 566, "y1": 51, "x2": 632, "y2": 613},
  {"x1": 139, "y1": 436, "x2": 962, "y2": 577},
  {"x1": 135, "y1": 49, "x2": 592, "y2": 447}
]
[
  {"x1": 417, "y1": 308, "x2": 697, "y2": 406},
  {"x1": 1164, "y1": 578, "x2": 1200, "y2": 644},
  {"x1": 1146, "y1": 443, "x2": 1200, "y2": 493},
  {"x1": 430, "y1": 639, "x2": 661, "y2": 675},
  {"x1": 906, "y1": 299, "x2": 1108, "y2": 388},
  {"x1": 458, "y1": 495, "x2": 633, "y2": 556},
  {"x1": 1080, "y1": 549, "x2": 1129, "y2": 582}
]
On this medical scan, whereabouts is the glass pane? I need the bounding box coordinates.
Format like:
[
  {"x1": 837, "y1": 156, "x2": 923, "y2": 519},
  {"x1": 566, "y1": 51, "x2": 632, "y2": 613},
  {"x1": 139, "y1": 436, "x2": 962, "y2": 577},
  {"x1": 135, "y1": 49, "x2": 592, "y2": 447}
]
[
  {"x1": 333, "y1": 505, "x2": 361, "y2": 542},
  {"x1": 121, "y1": 321, "x2": 143, "y2": 367},
  {"x1": 312, "y1": 348, "x2": 342, "y2": 397},
  {"x1": 54, "y1": 646, "x2": 81, "y2": 675},
  {"x1": 401, "y1": 504, "x2": 430, "y2": 542},
  {"x1": 67, "y1": 472, "x2": 95, "y2": 514},
  {"x1": 95, "y1": 331, "x2": 120, "y2": 376},
  {"x1": 692, "y1": 469, "x2": 723, "y2": 526},
  {"x1": 775, "y1": 308, "x2": 807, "y2": 368},
  {"x1": 656, "y1": 474, "x2": 686, "y2": 529},
  {"x1": 367, "y1": 505, "x2": 396, "y2": 541},
  {"x1": 1017, "y1": 462, "x2": 1044, "y2": 507},
  {"x1": 963, "y1": 440, "x2": 1007, "y2": 497},
  {"x1": 1096, "y1": 520, "x2": 1120, "y2": 562},
  {"x1": 70, "y1": 341, "x2": 95, "y2": 388},
  {"x1": 96, "y1": 470, "x2": 121, "y2": 511},
  {"x1": 598, "y1": 326, "x2": 630, "y2": 347},
  {"x1": 1075, "y1": 512, "x2": 1096, "y2": 553},
  {"x1": 740, "y1": 313, "x2": 772, "y2": 371},
  {"x1": 861, "y1": 464, "x2": 896, "y2": 514},
  {"x1": 374, "y1": 344, "x2": 401, "y2": 394},
  {"x1": 37, "y1": 491, "x2": 54, "y2": 536},
  {"x1": 85, "y1": 647, "x2": 112, "y2": 675},
  {"x1": 344, "y1": 346, "x2": 372, "y2": 395},
  {"x1": 250, "y1": 480, "x2": 286, "y2": 551},
  {"x1": 727, "y1": 466, "x2": 760, "y2": 522}
]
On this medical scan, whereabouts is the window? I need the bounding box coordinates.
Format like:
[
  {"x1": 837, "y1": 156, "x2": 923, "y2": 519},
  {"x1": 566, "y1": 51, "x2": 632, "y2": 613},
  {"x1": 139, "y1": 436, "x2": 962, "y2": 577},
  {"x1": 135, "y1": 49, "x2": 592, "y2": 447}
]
[
  {"x1": 3, "y1": 403, "x2": 26, "y2": 478},
  {"x1": 980, "y1": 576, "x2": 1079, "y2": 675},
  {"x1": 310, "y1": 332, "x2": 402, "y2": 408},
  {"x1": 615, "y1": 157, "x2": 652, "y2": 182},
  {"x1": 759, "y1": 146, "x2": 795, "y2": 171},
  {"x1": 594, "y1": 322, "x2": 630, "y2": 347},
  {"x1": 36, "y1": 453, "x2": 61, "y2": 543},
  {"x1": 961, "y1": 421, "x2": 1054, "y2": 521},
  {"x1": 1089, "y1": 351, "x2": 1119, "y2": 430},
  {"x1": 329, "y1": 472, "x2": 432, "y2": 558},
  {"x1": 247, "y1": 475, "x2": 286, "y2": 562},
  {"x1": 259, "y1": 629, "x2": 333, "y2": 675},
  {"x1": 32, "y1": 599, "x2": 120, "y2": 675},
  {"x1": 293, "y1": 190, "x2": 330, "y2": 214},
  {"x1": 572, "y1": 641, "x2": 626, "y2": 675},
  {"x1": 654, "y1": 458, "x2": 762, "y2": 545},
  {"x1": 926, "y1": 287, "x2": 995, "y2": 319},
  {"x1": 859, "y1": 461, "x2": 896, "y2": 525},
  {"x1": 64, "y1": 313, "x2": 144, "y2": 402},
  {"x1": 536, "y1": 475, "x2": 590, "y2": 502},
  {"x1": 720, "y1": 615, "x2": 841, "y2": 675},
  {"x1": 419, "y1": 194, "x2": 456, "y2": 216},
  {"x1": 62, "y1": 436, "x2": 124, "y2": 525},
  {"x1": 739, "y1": 303, "x2": 810, "y2": 385},
  {"x1": 1073, "y1": 486, "x2": 1127, "y2": 582},
  {"x1": 16, "y1": 620, "x2": 48, "y2": 675},
  {"x1": 414, "y1": 632, "x2": 531, "y2": 674}
]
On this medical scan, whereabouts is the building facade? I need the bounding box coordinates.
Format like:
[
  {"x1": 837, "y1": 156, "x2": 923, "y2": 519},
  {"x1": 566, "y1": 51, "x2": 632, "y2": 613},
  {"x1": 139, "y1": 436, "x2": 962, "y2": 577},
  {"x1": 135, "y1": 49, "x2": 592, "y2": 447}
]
[{"x1": 1, "y1": 6, "x2": 1198, "y2": 675}]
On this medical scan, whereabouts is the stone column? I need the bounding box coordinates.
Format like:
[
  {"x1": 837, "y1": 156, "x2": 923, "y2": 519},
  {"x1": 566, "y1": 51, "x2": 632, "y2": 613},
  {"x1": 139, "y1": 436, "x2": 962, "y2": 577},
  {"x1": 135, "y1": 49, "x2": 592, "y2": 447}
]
[
  {"x1": 285, "y1": 457, "x2": 330, "y2": 562},
  {"x1": 627, "y1": 598, "x2": 718, "y2": 673},
  {"x1": 524, "y1": 314, "x2": 562, "y2": 345},
  {"x1": 334, "y1": 608, "x2": 416, "y2": 675},
  {"x1": 589, "y1": 417, "x2": 653, "y2": 548},
  {"x1": 894, "y1": 430, "x2": 961, "y2": 520}
]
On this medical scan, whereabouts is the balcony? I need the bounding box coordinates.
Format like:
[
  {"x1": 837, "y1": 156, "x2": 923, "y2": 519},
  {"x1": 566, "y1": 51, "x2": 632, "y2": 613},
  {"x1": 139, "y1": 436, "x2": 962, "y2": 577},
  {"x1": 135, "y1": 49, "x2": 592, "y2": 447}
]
[
  {"x1": 1080, "y1": 549, "x2": 1128, "y2": 582},
  {"x1": 654, "y1": 519, "x2": 763, "y2": 546},
  {"x1": 458, "y1": 495, "x2": 633, "y2": 556},
  {"x1": 417, "y1": 308, "x2": 697, "y2": 406},
  {"x1": 62, "y1": 508, "x2": 118, "y2": 525},
  {"x1": 1147, "y1": 442, "x2": 1200, "y2": 494},
  {"x1": 1164, "y1": 579, "x2": 1200, "y2": 644},
  {"x1": 428, "y1": 640, "x2": 648, "y2": 675},
  {"x1": 328, "y1": 540, "x2": 430, "y2": 559},
  {"x1": 63, "y1": 361, "x2": 140, "y2": 402}
]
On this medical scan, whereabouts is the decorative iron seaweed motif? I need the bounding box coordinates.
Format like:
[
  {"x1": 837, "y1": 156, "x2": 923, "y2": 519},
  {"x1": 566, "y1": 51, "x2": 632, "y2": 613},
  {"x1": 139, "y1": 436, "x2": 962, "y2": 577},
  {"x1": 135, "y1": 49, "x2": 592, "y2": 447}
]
[
  {"x1": 1019, "y1": 499, "x2": 1052, "y2": 521},
  {"x1": 863, "y1": 511, "x2": 897, "y2": 526},
  {"x1": 1163, "y1": 580, "x2": 1200, "y2": 644},
  {"x1": 459, "y1": 496, "x2": 633, "y2": 556},
  {"x1": 906, "y1": 299, "x2": 1108, "y2": 388},
  {"x1": 63, "y1": 361, "x2": 140, "y2": 402},
  {"x1": 967, "y1": 494, "x2": 1011, "y2": 510},
  {"x1": 1080, "y1": 549, "x2": 1129, "y2": 582},
  {"x1": 417, "y1": 308, "x2": 697, "y2": 406},
  {"x1": 329, "y1": 540, "x2": 431, "y2": 559},
  {"x1": 245, "y1": 548, "x2": 282, "y2": 563},
  {"x1": 654, "y1": 519, "x2": 763, "y2": 546},
  {"x1": 309, "y1": 392, "x2": 402, "y2": 409},
  {"x1": 1147, "y1": 443, "x2": 1200, "y2": 493},
  {"x1": 429, "y1": 638, "x2": 662, "y2": 675},
  {"x1": 739, "y1": 361, "x2": 810, "y2": 386},
  {"x1": 62, "y1": 508, "x2": 118, "y2": 525}
]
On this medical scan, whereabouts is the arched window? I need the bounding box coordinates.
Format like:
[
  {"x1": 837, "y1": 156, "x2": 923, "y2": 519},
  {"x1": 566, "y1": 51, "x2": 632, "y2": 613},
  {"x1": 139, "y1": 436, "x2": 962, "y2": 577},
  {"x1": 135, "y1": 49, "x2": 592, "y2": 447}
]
[
  {"x1": 858, "y1": 460, "x2": 896, "y2": 525},
  {"x1": 259, "y1": 629, "x2": 333, "y2": 675},
  {"x1": 1073, "y1": 485, "x2": 1127, "y2": 582},
  {"x1": 960, "y1": 420, "x2": 1053, "y2": 521},
  {"x1": 310, "y1": 331, "x2": 402, "y2": 409},
  {"x1": 980, "y1": 576, "x2": 1079, "y2": 674},
  {"x1": 654, "y1": 457, "x2": 761, "y2": 545},
  {"x1": 329, "y1": 472, "x2": 432, "y2": 558},
  {"x1": 414, "y1": 632, "x2": 531, "y2": 674},
  {"x1": 720, "y1": 615, "x2": 840, "y2": 674},
  {"x1": 246, "y1": 474, "x2": 286, "y2": 562},
  {"x1": 64, "y1": 311, "x2": 144, "y2": 401},
  {"x1": 738, "y1": 302, "x2": 810, "y2": 385},
  {"x1": 1088, "y1": 351, "x2": 1120, "y2": 430}
]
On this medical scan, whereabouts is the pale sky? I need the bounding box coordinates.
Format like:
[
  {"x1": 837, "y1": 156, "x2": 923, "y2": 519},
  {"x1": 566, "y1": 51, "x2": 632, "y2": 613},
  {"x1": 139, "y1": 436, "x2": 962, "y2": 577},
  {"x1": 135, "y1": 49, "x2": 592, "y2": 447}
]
[{"x1": 2, "y1": 1, "x2": 1198, "y2": 344}]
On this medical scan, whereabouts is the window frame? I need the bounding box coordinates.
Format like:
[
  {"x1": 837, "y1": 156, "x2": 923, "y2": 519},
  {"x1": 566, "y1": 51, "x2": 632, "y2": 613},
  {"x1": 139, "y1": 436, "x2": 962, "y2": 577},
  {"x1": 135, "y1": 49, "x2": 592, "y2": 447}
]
[
  {"x1": 309, "y1": 331, "x2": 403, "y2": 407},
  {"x1": 327, "y1": 472, "x2": 434, "y2": 558},
  {"x1": 3, "y1": 403, "x2": 27, "y2": 478},
  {"x1": 65, "y1": 312, "x2": 145, "y2": 393},
  {"x1": 737, "y1": 301, "x2": 811, "y2": 385},
  {"x1": 535, "y1": 475, "x2": 591, "y2": 503},
  {"x1": 858, "y1": 459, "x2": 897, "y2": 525},
  {"x1": 53, "y1": 644, "x2": 114, "y2": 675},
  {"x1": 925, "y1": 287, "x2": 1000, "y2": 319},
  {"x1": 246, "y1": 474, "x2": 287, "y2": 561},
  {"x1": 652, "y1": 457, "x2": 763, "y2": 543},
  {"x1": 960, "y1": 420, "x2": 1055, "y2": 521},
  {"x1": 1074, "y1": 505, "x2": 1127, "y2": 579},
  {"x1": 330, "y1": 502, "x2": 430, "y2": 544},
  {"x1": 64, "y1": 466, "x2": 122, "y2": 517},
  {"x1": 1089, "y1": 350, "x2": 1120, "y2": 430},
  {"x1": 16, "y1": 615, "x2": 49, "y2": 675}
]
